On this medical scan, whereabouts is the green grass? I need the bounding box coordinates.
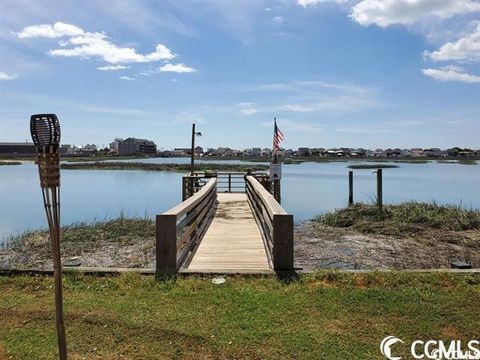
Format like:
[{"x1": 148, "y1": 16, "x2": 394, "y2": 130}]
[
  {"x1": 317, "y1": 202, "x2": 480, "y2": 237},
  {"x1": 0, "y1": 272, "x2": 479, "y2": 359},
  {"x1": 61, "y1": 161, "x2": 268, "y2": 173}
]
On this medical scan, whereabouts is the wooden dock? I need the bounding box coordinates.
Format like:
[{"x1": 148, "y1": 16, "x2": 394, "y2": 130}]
[
  {"x1": 187, "y1": 193, "x2": 270, "y2": 272},
  {"x1": 155, "y1": 175, "x2": 293, "y2": 276}
]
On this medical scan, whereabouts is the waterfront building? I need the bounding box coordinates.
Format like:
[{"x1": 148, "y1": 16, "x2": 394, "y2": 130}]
[
  {"x1": 109, "y1": 138, "x2": 123, "y2": 152},
  {"x1": 118, "y1": 138, "x2": 157, "y2": 156}
]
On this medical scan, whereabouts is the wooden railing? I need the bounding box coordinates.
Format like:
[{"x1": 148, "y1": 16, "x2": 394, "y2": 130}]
[
  {"x1": 182, "y1": 172, "x2": 261, "y2": 200},
  {"x1": 245, "y1": 176, "x2": 294, "y2": 272},
  {"x1": 156, "y1": 178, "x2": 217, "y2": 276}
]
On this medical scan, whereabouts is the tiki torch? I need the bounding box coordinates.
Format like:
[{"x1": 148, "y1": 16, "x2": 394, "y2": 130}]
[{"x1": 30, "y1": 114, "x2": 67, "y2": 360}]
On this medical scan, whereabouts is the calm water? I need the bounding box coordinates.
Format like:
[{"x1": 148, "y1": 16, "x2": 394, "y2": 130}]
[{"x1": 1, "y1": 159, "x2": 479, "y2": 245}]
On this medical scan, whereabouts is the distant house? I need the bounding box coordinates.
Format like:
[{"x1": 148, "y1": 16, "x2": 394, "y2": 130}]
[
  {"x1": 0, "y1": 142, "x2": 36, "y2": 154},
  {"x1": 194, "y1": 146, "x2": 204, "y2": 156},
  {"x1": 251, "y1": 148, "x2": 262, "y2": 157},
  {"x1": 424, "y1": 148, "x2": 442, "y2": 157},
  {"x1": 213, "y1": 147, "x2": 231, "y2": 156},
  {"x1": 262, "y1": 148, "x2": 272, "y2": 157},
  {"x1": 82, "y1": 144, "x2": 98, "y2": 154},
  {"x1": 385, "y1": 148, "x2": 402, "y2": 157},
  {"x1": 310, "y1": 148, "x2": 325, "y2": 157},
  {"x1": 373, "y1": 149, "x2": 385, "y2": 157},
  {"x1": 401, "y1": 149, "x2": 412, "y2": 157},
  {"x1": 351, "y1": 148, "x2": 366, "y2": 157},
  {"x1": 173, "y1": 148, "x2": 190, "y2": 156},
  {"x1": 60, "y1": 145, "x2": 72, "y2": 154},
  {"x1": 325, "y1": 149, "x2": 337, "y2": 157},
  {"x1": 459, "y1": 148, "x2": 476, "y2": 157},
  {"x1": 410, "y1": 148, "x2": 424, "y2": 157},
  {"x1": 118, "y1": 138, "x2": 157, "y2": 156},
  {"x1": 297, "y1": 147, "x2": 311, "y2": 157},
  {"x1": 280, "y1": 149, "x2": 291, "y2": 157}
]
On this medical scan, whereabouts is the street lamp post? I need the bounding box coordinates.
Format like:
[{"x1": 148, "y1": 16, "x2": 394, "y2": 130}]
[
  {"x1": 189, "y1": 123, "x2": 202, "y2": 197},
  {"x1": 30, "y1": 114, "x2": 67, "y2": 360},
  {"x1": 190, "y1": 123, "x2": 202, "y2": 176}
]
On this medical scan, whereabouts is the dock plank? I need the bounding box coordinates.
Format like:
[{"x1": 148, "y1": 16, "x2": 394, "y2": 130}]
[{"x1": 187, "y1": 193, "x2": 270, "y2": 272}]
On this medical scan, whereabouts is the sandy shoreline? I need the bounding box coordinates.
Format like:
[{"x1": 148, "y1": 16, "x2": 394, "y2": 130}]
[{"x1": 2, "y1": 220, "x2": 479, "y2": 271}]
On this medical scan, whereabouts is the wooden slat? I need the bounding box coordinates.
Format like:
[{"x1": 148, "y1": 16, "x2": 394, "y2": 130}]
[
  {"x1": 245, "y1": 176, "x2": 287, "y2": 217},
  {"x1": 187, "y1": 193, "x2": 270, "y2": 271}
]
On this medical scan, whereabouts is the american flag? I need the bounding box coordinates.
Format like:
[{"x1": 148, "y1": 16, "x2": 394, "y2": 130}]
[{"x1": 273, "y1": 118, "x2": 284, "y2": 152}]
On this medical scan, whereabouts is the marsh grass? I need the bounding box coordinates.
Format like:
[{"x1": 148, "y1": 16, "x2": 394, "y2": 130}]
[
  {"x1": 61, "y1": 161, "x2": 268, "y2": 173},
  {"x1": 8, "y1": 217, "x2": 155, "y2": 252},
  {"x1": 318, "y1": 202, "x2": 480, "y2": 237},
  {"x1": 457, "y1": 159, "x2": 477, "y2": 165},
  {"x1": 0, "y1": 161, "x2": 22, "y2": 166}
]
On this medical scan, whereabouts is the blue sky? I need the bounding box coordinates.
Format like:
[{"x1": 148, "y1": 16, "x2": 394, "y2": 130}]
[{"x1": 0, "y1": 0, "x2": 479, "y2": 150}]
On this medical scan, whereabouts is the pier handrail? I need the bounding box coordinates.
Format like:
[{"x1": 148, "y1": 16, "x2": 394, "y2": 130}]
[
  {"x1": 245, "y1": 175, "x2": 293, "y2": 272},
  {"x1": 156, "y1": 178, "x2": 217, "y2": 276},
  {"x1": 182, "y1": 172, "x2": 257, "y2": 199}
]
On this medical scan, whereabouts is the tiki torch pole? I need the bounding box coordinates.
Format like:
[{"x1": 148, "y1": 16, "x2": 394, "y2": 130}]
[{"x1": 30, "y1": 114, "x2": 67, "y2": 360}]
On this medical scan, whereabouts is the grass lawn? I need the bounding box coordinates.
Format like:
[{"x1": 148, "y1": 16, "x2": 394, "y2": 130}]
[{"x1": 1, "y1": 272, "x2": 479, "y2": 359}]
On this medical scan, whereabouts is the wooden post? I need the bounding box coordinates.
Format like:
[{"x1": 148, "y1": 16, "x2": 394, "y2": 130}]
[
  {"x1": 377, "y1": 168, "x2": 383, "y2": 210},
  {"x1": 273, "y1": 180, "x2": 281, "y2": 204},
  {"x1": 348, "y1": 170, "x2": 353, "y2": 206},
  {"x1": 188, "y1": 177, "x2": 194, "y2": 199},
  {"x1": 156, "y1": 214, "x2": 177, "y2": 277},
  {"x1": 228, "y1": 173, "x2": 232, "y2": 193},
  {"x1": 272, "y1": 214, "x2": 293, "y2": 271},
  {"x1": 182, "y1": 176, "x2": 188, "y2": 201}
]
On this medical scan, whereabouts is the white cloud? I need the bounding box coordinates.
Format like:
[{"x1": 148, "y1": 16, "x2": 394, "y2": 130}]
[
  {"x1": 16, "y1": 22, "x2": 176, "y2": 65},
  {"x1": 297, "y1": 0, "x2": 347, "y2": 7},
  {"x1": 97, "y1": 65, "x2": 129, "y2": 71},
  {"x1": 16, "y1": 22, "x2": 84, "y2": 38},
  {"x1": 234, "y1": 80, "x2": 379, "y2": 116},
  {"x1": 280, "y1": 104, "x2": 316, "y2": 112},
  {"x1": 159, "y1": 63, "x2": 197, "y2": 73},
  {"x1": 0, "y1": 71, "x2": 17, "y2": 80},
  {"x1": 350, "y1": 0, "x2": 480, "y2": 27},
  {"x1": 424, "y1": 23, "x2": 480, "y2": 62},
  {"x1": 422, "y1": 65, "x2": 480, "y2": 83},
  {"x1": 273, "y1": 16, "x2": 285, "y2": 23},
  {"x1": 239, "y1": 107, "x2": 259, "y2": 115},
  {"x1": 119, "y1": 76, "x2": 135, "y2": 81}
]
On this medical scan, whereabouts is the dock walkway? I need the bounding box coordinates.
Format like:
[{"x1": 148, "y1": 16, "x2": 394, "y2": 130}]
[{"x1": 187, "y1": 193, "x2": 270, "y2": 272}]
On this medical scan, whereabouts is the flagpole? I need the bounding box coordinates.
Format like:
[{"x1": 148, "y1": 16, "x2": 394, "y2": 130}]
[
  {"x1": 273, "y1": 117, "x2": 278, "y2": 164},
  {"x1": 271, "y1": 117, "x2": 281, "y2": 203}
]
